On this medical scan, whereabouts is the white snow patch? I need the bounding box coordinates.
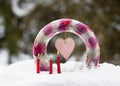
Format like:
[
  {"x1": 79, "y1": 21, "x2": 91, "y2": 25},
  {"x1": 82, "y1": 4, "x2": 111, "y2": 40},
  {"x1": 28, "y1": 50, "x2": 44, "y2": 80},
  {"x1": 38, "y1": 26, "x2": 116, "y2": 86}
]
[
  {"x1": 11, "y1": 0, "x2": 36, "y2": 17},
  {"x1": 11, "y1": 0, "x2": 55, "y2": 17},
  {"x1": 0, "y1": 49, "x2": 9, "y2": 66},
  {"x1": 0, "y1": 60, "x2": 120, "y2": 86},
  {"x1": 12, "y1": 52, "x2": 32, "y2": 63},
  {"x1": 0, "y1": 49, "x2": 32, "y2": 75},
  {"x1": 0, "y1": 49, "x2": 8, "y2": 75}
]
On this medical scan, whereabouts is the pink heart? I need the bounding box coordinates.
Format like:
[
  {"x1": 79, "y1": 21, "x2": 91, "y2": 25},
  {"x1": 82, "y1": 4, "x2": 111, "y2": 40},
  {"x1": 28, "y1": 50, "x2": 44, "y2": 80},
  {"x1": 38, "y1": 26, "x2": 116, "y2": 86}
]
[{"x1": 55, "y1": 38, "x2": 75, "y2": 60}]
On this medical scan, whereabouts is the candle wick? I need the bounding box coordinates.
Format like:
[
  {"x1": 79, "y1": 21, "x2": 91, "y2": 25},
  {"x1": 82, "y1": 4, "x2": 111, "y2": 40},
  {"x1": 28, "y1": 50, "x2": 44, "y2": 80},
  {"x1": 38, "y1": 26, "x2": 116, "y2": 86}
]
[
  {"x1": 37, "y1": 53, "x2": 40, "y2": 59},
  {"x1": 57, "y1": 51, "x2": 60, "y2": 55},
  {"x1": 50, "y1": 54, "x2": 52, "y2": 59}
]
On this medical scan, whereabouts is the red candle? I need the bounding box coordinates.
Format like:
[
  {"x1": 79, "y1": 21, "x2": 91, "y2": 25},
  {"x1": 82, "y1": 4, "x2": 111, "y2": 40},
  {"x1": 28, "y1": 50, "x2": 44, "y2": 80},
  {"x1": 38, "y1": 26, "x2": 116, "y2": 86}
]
[
  {"x1": 36, "y1": 54, "x2": 40, "y2": 73},
  {"x1": 57, "y1": 51, "x2": 61, "y2": 73},
  {"x1": 49, "y1": 58, "x2": 53, "y2": 74}
]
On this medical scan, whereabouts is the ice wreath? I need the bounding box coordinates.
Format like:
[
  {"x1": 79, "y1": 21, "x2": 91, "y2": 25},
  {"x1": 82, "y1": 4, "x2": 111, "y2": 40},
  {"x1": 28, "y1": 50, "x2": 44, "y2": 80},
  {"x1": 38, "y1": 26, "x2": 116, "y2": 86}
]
[{"x1": 33, "y1": 18, "x2": 100, "y2": 71}]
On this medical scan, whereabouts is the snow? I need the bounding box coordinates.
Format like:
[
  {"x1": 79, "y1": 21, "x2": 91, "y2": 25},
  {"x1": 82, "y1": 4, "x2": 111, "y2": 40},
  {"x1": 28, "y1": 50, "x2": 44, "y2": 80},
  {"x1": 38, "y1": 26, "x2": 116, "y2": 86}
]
[
  {"x1": 11, "y1": 0, "x2": 55, "y2": 17},
  {"x1": 12, "y1": 52, "x2": 31, "y2": 63},
  {"x1": 0, "y1": 59, "x2": 120, "y2": 86},
  {"x1": 0, "y1": 49, "x2": 31, "y2": 75},
  {"x1": 11, "y1": 0, "x2": 36, "y2": 17},
  {"x1": 0, "y1": 49, "x2": 8, "y2": 66}
]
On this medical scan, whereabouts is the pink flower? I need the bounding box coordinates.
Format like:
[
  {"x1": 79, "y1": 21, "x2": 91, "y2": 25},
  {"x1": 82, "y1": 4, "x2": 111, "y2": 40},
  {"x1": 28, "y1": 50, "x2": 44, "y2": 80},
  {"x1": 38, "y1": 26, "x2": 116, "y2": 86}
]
[
  {"x1": 33, "y1": 42, "x2": 46, "y2": 56},
  {"x1": 76, "y1": 23, "x2": 87, "y2": 35},
  {"x1": 41, "y1": 64, "x2": 49, "y2": 71},
  {"x1": 43, "y1": 25, "x2": 53, "y2": 36},
  {"x1": 58, "y1": 19, "x2": 71, "y2": 31},
  {"x1": 88, "y1": 37, "x2": 97, "y2": 48}
]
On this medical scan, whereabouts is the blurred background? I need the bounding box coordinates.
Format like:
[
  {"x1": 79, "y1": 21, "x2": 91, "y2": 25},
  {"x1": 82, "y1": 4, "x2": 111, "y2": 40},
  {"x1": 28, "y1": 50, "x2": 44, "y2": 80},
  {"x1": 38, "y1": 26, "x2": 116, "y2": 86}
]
[{"x1": 0, "y1": 0, "x2": 120, "y2": 65}]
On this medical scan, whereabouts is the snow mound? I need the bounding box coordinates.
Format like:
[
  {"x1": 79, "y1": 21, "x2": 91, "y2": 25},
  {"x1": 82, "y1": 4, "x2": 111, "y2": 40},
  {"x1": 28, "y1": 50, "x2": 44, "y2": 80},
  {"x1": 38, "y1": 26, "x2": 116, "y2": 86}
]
[{"x1": 0, "y1": 60, "x2": 120, "y2": 86}]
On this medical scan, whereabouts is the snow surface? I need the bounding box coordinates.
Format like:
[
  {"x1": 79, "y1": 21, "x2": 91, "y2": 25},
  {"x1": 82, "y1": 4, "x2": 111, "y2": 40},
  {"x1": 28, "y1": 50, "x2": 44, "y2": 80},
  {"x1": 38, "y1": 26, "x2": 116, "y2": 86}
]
[
  {"x1": 0, "y1": 49, "x2": 31, "y2": 75},
  {"x1": 0, "y1": 49, "x2": 8, "y2": 75},
  {"x1": 0, "y1": 60, "x2": 120, "y2": 86}
]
